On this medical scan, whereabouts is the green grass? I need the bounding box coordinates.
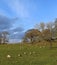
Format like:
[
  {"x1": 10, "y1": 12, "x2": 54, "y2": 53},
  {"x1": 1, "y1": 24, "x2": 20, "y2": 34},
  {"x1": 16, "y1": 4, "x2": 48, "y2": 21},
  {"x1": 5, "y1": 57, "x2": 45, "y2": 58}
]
[{"x1": 0, "y1": 43, "x2": 57, "y2": 65}]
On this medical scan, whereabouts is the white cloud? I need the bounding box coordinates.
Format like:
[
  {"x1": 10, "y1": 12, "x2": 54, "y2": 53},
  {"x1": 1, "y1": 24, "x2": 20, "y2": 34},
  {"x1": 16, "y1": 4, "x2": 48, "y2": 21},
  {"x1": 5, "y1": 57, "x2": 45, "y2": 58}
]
[{"x1": 4, "y1": 0, "x2": 29, "y2": 19}]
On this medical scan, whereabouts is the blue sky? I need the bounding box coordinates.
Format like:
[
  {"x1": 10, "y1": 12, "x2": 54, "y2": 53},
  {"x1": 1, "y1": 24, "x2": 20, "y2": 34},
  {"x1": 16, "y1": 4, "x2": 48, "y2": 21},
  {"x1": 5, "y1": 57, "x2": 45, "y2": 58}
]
[{"x1": 0, "y1": 0, "x2": 57, "y2": 42}]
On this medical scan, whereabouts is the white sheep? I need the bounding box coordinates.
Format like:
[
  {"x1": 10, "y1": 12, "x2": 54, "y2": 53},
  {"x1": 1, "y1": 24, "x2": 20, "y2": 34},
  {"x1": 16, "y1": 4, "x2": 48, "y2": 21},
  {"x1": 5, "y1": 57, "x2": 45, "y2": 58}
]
[
  {"x1": 24, "y1": 52, "x2": 27, "y2": 55},
  {"x1": 18, "y1": 54, "x2": 22, "y2": 57},
  {"x1": 7, "y1": 55, "x2": 11, "y2": 58}
]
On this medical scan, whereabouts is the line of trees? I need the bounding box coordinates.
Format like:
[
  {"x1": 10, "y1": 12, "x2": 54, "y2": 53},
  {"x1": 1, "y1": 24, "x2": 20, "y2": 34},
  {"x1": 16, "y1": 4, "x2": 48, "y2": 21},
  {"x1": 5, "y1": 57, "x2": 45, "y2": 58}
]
[
  {"x1": 0, "y1": 17, "x2": 57, "y2": 45},
  {"x1": 23, "y1": 19, "x2": 57, "y2": 47}
]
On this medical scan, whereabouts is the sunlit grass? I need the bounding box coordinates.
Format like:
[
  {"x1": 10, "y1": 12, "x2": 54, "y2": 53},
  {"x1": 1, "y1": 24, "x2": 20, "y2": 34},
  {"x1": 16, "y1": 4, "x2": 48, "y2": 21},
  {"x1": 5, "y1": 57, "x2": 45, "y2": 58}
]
[{"x1": 0, "y1": 42, "x2": 57, "y2": 65}]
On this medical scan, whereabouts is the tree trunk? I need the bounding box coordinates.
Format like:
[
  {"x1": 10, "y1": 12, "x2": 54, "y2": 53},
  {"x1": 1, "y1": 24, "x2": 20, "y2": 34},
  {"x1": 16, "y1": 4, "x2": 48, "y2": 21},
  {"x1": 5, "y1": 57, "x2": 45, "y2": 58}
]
[{"x1": 49, "y1": 40, "x2": 52, "y2": 48}]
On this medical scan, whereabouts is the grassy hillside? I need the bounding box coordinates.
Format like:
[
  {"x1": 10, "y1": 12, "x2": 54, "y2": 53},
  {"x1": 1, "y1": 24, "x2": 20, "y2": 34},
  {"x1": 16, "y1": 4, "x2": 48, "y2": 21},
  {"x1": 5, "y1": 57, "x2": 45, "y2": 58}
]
[{"x1": 0, "y1": 43, "x2": 57, "y2": 65}]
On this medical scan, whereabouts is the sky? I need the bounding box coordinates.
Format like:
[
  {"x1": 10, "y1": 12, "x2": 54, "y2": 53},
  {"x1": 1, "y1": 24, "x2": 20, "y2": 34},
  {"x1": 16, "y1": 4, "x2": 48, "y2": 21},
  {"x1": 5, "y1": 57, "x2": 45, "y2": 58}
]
[{"x1": 0, "y1": 0, "x2": 57, "y2": 43}]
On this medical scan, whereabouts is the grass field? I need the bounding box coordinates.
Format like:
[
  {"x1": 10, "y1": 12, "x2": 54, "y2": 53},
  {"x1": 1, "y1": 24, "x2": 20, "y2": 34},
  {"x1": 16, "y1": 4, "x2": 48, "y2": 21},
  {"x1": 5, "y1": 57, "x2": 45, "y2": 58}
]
[{"x1": 0, "y1": 42, "x2": 57, "y2": 65}]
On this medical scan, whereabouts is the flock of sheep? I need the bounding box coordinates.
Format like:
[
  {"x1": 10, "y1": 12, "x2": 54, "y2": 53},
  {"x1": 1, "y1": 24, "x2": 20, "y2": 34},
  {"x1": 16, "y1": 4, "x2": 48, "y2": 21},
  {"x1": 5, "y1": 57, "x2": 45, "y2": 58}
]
[
  {"x1": 7, "y1": 51, "x2": 36, "y2": 58},
  {"x1": 6, "y1": 46, "x2": 46, "y2": 58}
]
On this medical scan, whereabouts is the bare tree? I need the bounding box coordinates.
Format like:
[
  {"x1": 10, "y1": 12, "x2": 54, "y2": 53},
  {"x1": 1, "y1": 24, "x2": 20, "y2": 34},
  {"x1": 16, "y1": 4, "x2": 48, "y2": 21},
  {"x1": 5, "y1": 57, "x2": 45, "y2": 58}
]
[
  {"x1": 46, "y1": 22, "x2": 54, "y2": 38},
  {"x1": 54, "y1": 18, "x2": 57, "y2": 38},
  {"x1": 40, "y1": 22, "x2": 45, "y2": 31},
  {"x1": 34, "y1": 24, "x2": 41, "y2": 31},
  {"x1": 46, "y1": 22, "x2": 54, "y2": 32},
  {"x1": 2, "y1": 31, "x2": 9, "y2": 44},
  {"x1": 54, "y1": 18, "x2": 57, "y2": 29}
]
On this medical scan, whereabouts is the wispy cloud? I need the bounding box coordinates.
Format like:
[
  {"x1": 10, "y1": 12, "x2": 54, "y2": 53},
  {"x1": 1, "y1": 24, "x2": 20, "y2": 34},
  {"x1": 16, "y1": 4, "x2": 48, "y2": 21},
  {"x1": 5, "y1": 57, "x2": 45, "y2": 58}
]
[
  {"x1": 4, "y1": 0, "x2": 29, "y2": 19},
  {"x1": 0, "y1": 0, "x2": 36, "y2": 42}
]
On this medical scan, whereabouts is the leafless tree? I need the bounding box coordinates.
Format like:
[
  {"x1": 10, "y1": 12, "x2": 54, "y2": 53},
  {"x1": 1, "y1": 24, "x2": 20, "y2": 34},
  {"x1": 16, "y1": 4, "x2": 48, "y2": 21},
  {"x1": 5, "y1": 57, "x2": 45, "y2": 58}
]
[
  {"x1": 40, "y1": 22, "x2": 45, "y2": 31},
  {"x1": 2, "y1": 31, "x2": 9, "y2": 44},
  {"x1": 46, "y1": 22, "x2": 54, "y2": 32}
]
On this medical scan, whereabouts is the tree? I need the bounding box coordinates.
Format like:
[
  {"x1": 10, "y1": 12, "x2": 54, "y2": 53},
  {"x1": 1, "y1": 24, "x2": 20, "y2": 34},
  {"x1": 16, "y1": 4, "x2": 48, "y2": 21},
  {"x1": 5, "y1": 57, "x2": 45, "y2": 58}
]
[
  {"x1": 34, "y1": 24, "x2": 41, "y2": 31},
  {"x1": 46, "y1": 22, "x2": 54, "y2": 31},
  {"x1": 54, "y1": 18, "x2": 57, "y2": 29},
  {"x1": 24, "y1": 29, "x2": 41, "y2": 43},
  {"x1": 54, "y1": 18, "x2": 57, "y2": 38},
  {"x1": 0, "y1": 33, "x2": 2, "y2": 44},
  {"x1": 40, "y1": 22, "x2": 45, "y2": 31},
  {"x1": 41, "y1": 29, "x2": 52, "y2": 48},
  {"x1": 42, "y1": 29, "x2": 51, "y2": 40},
  {"x1": 46, "y1": 22, "x2": 54, "y2": 38},
  {"x1": 2, "y1": 31, "x2": 9, "y2": 44}
]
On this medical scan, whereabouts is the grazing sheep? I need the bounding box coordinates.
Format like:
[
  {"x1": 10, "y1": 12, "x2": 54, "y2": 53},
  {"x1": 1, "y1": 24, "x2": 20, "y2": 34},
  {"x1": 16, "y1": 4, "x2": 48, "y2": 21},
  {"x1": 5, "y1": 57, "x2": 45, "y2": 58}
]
[
  {"x1": 24, "y1": 52, "x2": 27, "y2": 55},
  {"x1": 7, "y1": 55, "x2": 11, "y2": 58},
  {"x1": 18, "y1": 54, "x2": 22, "y2": 57}
]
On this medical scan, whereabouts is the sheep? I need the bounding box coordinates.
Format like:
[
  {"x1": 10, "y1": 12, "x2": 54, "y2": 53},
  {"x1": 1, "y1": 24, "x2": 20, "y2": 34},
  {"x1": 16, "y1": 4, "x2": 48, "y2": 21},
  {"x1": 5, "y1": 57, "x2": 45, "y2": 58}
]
[
  {"x1": 24, "y1": 52, "x2": 27, "y2": 55},
  {"x1": 7, "y1": 55, "x2": 11, "y2": 58},
  {"x1": 18, "y1": 54, "x2": 22, "y2": 57}
]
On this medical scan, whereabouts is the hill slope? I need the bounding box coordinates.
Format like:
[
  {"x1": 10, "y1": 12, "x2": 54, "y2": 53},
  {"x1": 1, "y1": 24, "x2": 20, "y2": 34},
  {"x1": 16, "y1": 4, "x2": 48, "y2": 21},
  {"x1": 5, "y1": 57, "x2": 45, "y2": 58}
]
[{"x1": 0, "y1": 44, "x2": 57, "y2": 65}]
